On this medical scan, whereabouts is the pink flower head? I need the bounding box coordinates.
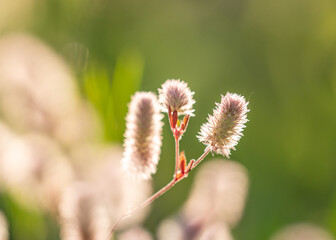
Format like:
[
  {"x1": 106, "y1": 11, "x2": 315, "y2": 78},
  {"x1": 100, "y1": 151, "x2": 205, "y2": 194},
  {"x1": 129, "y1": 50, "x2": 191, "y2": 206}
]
[
  {"x1": 158, "y1": 79, "x2": 195, "y2": 116},
  {"x1": 122, "y1": 92, "x2": 163, "y2": 179},
  {"x1": 197, "y1": 92, "x2": 249, "y2": 158}
]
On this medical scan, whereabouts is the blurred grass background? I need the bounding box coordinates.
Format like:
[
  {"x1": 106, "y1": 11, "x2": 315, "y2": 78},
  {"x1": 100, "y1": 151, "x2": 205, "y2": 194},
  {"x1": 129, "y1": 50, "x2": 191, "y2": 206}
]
[{"x1": 1, "y1": 0, "x2": 336, "y2": 239}]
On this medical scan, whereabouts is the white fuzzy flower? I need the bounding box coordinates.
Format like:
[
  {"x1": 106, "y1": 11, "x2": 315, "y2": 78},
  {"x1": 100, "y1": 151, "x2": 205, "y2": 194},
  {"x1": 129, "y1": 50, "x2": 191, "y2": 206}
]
[
  {"x1": 197, "y1": 92, "x2": 249, "y2": 157},
  {"x1": 122, "y1": 92, "x2": 163, "y2": 179},
  {"x1": 158, "y1": 79, "x2": 195, "y2": 116}
]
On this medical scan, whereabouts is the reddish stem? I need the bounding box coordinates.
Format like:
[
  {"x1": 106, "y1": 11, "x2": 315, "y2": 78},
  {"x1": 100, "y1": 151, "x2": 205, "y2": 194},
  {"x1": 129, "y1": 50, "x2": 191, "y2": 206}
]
[
  {"x1": 107, "y1": 110, "x2": 211, "y2": 239},
  {"x1": 191, "y1": 147, "x2": 211, "y2": 170},
  {"x1": 108, "y1": 177, "x2": 183, "y2": 240},
  {"x1": 174, "y1": 135, "x2": 180, "y2": 178},
  {"x1": 107, "y1": 147, "x2": 211, "y2": 239},
  {"x1": 168, "y1": 106, "x2": 173, "y2": 129},
  {"x1": 172, "y1": 110, "x2": 178, "y2": 129}
]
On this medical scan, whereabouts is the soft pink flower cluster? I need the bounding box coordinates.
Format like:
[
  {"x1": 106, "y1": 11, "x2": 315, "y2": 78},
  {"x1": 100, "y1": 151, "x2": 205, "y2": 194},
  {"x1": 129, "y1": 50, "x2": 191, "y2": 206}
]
[{"x1": 122, "y1": 81, "x2": 249, "y2": 180}]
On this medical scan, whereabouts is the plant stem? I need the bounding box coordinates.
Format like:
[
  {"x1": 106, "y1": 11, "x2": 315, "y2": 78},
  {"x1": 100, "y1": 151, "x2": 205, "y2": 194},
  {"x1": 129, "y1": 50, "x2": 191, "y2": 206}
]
[
  {"x1": 108, "y1": 178, "x2": 179, "y2": 240},
  {"x1": 108, "y1": 147, "x2": 211, "y2": 239},
  {"x1": 191, "y1": 147, "x2": 211, "y2": 170},
  {"x1": 108, "y1": 148, "x2": 211, "y2": 237},
  {"x1": 174, "y1": 135, "x2": 179, "y2": 178}
]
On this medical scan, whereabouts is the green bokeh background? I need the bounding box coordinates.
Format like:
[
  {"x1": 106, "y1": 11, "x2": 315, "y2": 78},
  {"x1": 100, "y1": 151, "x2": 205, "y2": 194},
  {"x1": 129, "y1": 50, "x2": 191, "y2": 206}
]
[{"x1": 1, "y1": 0, "x2": 336, "y2": 239}]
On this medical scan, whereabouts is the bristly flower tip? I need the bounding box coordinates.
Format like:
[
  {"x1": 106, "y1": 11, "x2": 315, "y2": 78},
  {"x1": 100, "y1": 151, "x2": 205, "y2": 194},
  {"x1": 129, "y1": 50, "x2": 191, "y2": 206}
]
[
  {"x1": 197, "y1": 92, "x2": 249, "y2": 158},
  {"x1": 158, "y1": 79, "x2": 195, "y2": 116},
  {"x1": 122, "y1": 92, "x2": 163, "y2": 180}
]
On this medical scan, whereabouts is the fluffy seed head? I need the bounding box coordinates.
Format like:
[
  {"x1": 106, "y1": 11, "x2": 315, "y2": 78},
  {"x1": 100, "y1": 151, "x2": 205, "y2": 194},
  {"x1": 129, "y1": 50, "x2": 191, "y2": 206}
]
[
  {"x1": 197, "y1": 92, "x2": 249, "y2": 158},
  {"x1": 122, "y1": 92, "x2": 163, "y2": 179},
  {"x1": 158, "y1": 79, "x2": 195, "y2": 116}
]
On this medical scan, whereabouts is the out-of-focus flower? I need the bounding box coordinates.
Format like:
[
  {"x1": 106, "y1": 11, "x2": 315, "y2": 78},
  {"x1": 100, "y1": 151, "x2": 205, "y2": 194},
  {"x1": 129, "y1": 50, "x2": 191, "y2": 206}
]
[
  {"x1": 158, "y1": 79, "x2": 195, "y2": 116},
  {"x1": 0, "y1": 33, "x2": 100, "y2": 146},
  {"x1": 197, "y1": 92, "x2": 249, "y2": 158},
  {"x1": 72, "y1": 145, "x2": 153, "y2": 229},
  {"x1": 195, "y1": 222, "x2": 233, "y2": 240},
  {"x1": 157, "y1": 159, "x2": 248, "y2": 240},
  {"x1": 118, "y1": 226, "x2": 153, "y2": 240},
  {"x1": 40, "y1": 159, "x2": 75, "y2": 214},
  {"x1": 0, "y1": 212, "x2": 9, "y2": 240},
  {"x1": 157, "y1": 218, "x2": 184, "y2": 240},
  {"x1": 0, "y1": 122, "x2": 74, "y2": 212},
  {"x1": 0, "y1": 33, "x2": 154, "y2": 237},
  {"x1": 270, "y1": 223, "x2": 334, "y2": 240},
  {"x1": 122, "y1": 92, "x2": 163, "y2": 179},
  {"x1": 183, "y1": 159, "x2": 248, "y2": 228},
  {"x1": 157, "y1": 218, "x2": 233, "y2": 240},
  {"x1": 59, "y1": 182, "x2": 110, "y2": 240}
]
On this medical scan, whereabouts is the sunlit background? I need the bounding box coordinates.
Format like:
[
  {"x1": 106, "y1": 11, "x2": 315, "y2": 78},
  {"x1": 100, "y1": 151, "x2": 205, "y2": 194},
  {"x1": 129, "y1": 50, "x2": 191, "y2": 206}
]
[{"x1": 1, "y1": 0, "x2": 336, "y2": 239}]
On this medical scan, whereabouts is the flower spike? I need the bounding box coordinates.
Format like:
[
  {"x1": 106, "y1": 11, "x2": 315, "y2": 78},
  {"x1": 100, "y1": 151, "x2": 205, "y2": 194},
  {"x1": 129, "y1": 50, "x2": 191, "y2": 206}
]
[
  {"x1": 158, "y1": 79, "x2": 195, "y2": 116},
  {"x1": 197, "y1": 92, "x2": 249, "y2": 158},
  {"x1": 122, "y1": 92, "x2": 163, "y2": 179}
]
